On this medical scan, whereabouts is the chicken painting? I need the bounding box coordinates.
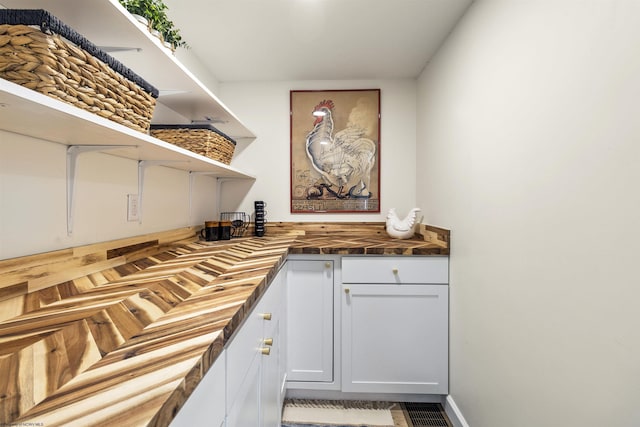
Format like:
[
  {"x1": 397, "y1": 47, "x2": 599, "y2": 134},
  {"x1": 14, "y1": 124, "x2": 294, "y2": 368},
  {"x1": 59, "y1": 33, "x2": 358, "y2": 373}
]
[
  {"x1": 304, "y1": 100, "x2": 377, "y2": 200},
  {"x1": 386, "y1": 208, "x2": 421, "y2": 239}
]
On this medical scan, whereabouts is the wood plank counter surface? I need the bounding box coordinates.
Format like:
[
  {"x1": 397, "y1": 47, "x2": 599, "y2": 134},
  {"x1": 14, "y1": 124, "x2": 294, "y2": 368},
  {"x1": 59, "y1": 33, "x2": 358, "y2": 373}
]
[{"x1": 0, "y1": 224, "x2": 449, "y2": 426}]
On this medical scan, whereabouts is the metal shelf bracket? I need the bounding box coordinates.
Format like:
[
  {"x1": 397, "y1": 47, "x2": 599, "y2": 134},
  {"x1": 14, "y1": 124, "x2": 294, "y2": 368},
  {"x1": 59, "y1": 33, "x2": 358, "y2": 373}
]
[
  {"x1": 66, "y1": 145, "x2": 135, "y2": 236},
  {"x1": 188, "y1": 173, "x2": 254, "y2": 224},
  {"x1": 189, "y1": 171, "x2": 219, "y2": 224},
  {"x1": 138, "y1": 160, "x2": 183, "y2": 224},
  {"x1": 216, "y1": 177, "x2": 237, "y2": 220}
]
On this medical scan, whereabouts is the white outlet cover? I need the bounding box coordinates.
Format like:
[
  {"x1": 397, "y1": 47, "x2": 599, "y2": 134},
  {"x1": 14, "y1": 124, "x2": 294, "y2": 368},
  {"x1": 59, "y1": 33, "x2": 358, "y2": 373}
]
[{"x1": 127, "y1": 194, "x2": 139, "y2": 222}]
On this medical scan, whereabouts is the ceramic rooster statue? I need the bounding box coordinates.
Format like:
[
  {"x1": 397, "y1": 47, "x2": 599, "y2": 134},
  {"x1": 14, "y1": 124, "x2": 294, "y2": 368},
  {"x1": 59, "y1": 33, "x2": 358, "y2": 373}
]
[
  {"x1": 305, "y1": 100, "x2": 376, "y2": 199},
  {"x1": 386, "y1": 208, "x2": 421, "y2": 239}
]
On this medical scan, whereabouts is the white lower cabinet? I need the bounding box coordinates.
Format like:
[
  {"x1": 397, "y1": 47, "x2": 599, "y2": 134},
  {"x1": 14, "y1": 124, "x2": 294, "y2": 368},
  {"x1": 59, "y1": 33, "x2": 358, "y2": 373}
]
[
  {"x1": 174, "y1": 264, "x2": 286, "y2": 427},
  {"x1": 341, "y1": 283, "x2": 448, "y2": 394},
  {"x1": 226, "y1": 264, "x2": 286, "y2": 427},
  {"x1": 341, "y1": 256, "x2": 449, "y2": 395},
  {"x1": 286, "y1": 255, "x2": 449, "y2": 398},
  {"x1": 227, "y1": 354, "x2": 261, "y2": 426},
  {"x1": 169, "y1": 349, "x2": 226, "y2": 427},
  {"x1": 286, "y1": 259, "x2": 334, "y2": 383},
  {"x1": 173, "y1": 253, "x2": 450, "y2": 425},
  {"x1": 261, "y1": 310, "x2": 283, "y2": 427}
]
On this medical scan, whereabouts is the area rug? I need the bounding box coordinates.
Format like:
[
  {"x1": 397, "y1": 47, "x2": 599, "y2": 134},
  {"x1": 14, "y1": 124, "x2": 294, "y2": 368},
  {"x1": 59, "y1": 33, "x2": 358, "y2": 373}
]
[{"x1": 281, "y1": 399, "x2": 395, "y2": 427}]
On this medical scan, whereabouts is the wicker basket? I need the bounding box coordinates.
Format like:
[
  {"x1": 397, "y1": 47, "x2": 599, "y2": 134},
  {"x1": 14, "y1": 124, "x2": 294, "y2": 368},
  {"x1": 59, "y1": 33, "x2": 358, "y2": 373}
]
[
  {"x1": 0, "y1": 9, "x2": 158, "y2": 133},
  {"x1": 150, "y1": 124, "x2": 237, "y2": 165}
]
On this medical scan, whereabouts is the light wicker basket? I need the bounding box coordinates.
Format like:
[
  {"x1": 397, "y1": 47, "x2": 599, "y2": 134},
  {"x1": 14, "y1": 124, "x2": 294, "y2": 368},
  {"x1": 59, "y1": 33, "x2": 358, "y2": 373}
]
[
  {"x1": 0, "y1": 9, "x2": 158, "y2": 133},
  {"x1": 150, "y1": 124, "x2": 237, "y2": 165}
]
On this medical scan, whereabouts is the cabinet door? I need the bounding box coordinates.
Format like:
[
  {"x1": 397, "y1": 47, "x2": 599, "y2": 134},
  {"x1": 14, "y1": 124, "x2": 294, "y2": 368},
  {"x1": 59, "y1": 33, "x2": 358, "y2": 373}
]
[
  {"x1": 226, "y1": 306, "x2": 264, "y2": 410},
  {"x1": 276, "y1": 268, "x2": 288, "y2": 402},
  {"x1": 227, "y1": 265, "x2": 287, "y2": 427},
  {"x1": 226, "y1": 354, "x2": 261, "y2": 427},
  {"x1": 342, "y1": 284, "x2": 448, "y2": 394},
  {"x1": 261, "y1": 317, "x2": 281, "y2": 427},
  {"x1": 260, "y1": 266, "x2": 286, "y2": 427},
  {"x1": 169, "y1": 350, "x2": 226, "y2": 427},
  {"x1": 286, "y1": 260, "x2": 334, "y2": 382}
]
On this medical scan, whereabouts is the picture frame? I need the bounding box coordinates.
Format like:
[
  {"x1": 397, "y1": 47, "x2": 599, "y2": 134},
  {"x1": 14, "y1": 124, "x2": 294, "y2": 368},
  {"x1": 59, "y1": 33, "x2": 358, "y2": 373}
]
[{"x1": 290, "y1": 89, "x2": 381, "y2": 213}]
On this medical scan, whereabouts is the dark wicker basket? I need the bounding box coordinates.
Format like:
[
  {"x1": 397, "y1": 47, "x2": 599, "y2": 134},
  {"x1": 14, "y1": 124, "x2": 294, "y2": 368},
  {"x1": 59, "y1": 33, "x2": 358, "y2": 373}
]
[
  {"x1": 0, "y1": 9, "x2": 158, "y2": 133},
  {"x1": 150, "y1": 124, "x2": 236, "y2": 165}
]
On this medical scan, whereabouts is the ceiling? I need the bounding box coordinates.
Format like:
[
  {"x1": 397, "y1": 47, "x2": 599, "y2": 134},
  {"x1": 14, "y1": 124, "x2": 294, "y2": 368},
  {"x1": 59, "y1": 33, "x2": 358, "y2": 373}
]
[{"x1": 162, "y1": 0, "x2": 473, "y2": 82}]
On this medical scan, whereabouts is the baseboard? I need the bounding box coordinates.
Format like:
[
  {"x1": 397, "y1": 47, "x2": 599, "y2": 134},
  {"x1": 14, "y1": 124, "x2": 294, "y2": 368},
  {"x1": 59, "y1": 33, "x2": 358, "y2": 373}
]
[
  {"x1": 444, "y1": 395, "x2": 470, "y2": 427},
  {"x1": 285, "y1": 388, "x2": 443, "y2": 404}
]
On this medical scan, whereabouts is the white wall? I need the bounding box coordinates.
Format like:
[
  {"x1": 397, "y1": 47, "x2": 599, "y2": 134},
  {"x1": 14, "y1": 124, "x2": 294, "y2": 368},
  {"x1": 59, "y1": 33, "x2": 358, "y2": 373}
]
[
  {"x1": 218, "y1": 79, "x2": 418, "y2": 222},
  {"x1": 0, "y1": 130, "x2": 218, "y2": 260},
  {"x1": 417, "y1": 1, "x2": 640, "y2": 426},
  {"x1": 0, "y1": 79, "x2": 416, "y2": 259},
  {"x1": 0, "y1": 30, "x2": 227, "y2": 261}
]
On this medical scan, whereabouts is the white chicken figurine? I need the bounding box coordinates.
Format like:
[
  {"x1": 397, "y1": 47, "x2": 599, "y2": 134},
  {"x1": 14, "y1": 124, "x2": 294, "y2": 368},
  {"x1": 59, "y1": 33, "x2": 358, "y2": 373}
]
[{"x1": 386, "y1": 208, "x2": 421, "y2": 239}]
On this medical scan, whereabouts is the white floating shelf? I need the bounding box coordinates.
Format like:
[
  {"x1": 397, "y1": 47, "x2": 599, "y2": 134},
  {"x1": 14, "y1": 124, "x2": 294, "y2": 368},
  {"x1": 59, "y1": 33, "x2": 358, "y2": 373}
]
[
  {"x1": 0, "y1": 79, "x2": 255, "y2": 178},
  {"x1": 0, "y1": 0, "x2": 256, "y2": 140}
]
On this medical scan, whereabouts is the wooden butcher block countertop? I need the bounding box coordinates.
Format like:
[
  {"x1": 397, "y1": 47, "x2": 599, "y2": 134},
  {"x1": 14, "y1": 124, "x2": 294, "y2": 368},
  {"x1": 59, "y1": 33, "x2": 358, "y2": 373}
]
[{"x1": 0, "y1": 223, "x2": 449, "y2": 426}]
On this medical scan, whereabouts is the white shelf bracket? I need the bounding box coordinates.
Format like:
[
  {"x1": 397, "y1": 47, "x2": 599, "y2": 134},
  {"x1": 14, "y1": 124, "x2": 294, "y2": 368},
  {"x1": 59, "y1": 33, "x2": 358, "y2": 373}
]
[
  {"x1": 189, "y1": 171, "x2": 219, "y2": 224},
  {"x1": 188, "y1": 174, "x2": 254, "y2": 223},
  {"x1": 66, "y1": 145, "x2": 135, "y2": 236},
  {"x1": 216, "y1": 178, "x2": 237, "y2": 219},
  {"x1": 138, "y1": 160, "x2": 183, "y2": 224}
]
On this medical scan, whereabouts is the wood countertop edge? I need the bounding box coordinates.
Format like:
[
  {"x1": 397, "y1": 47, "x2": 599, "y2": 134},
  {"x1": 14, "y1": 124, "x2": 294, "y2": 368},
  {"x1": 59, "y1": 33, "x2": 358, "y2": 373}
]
[
  {"x1": 134, "y1": 250, "x2": 291, "y2": 427},
  {"x1": 1, "y1": 231, "x2": 449, "y2": 426}
]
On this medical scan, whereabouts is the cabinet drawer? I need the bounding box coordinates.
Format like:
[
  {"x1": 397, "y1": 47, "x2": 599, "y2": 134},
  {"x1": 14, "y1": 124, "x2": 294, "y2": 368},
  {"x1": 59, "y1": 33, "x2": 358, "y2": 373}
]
[{"x1": 342, "y1": 256, "x2": 448, "y2": 284}]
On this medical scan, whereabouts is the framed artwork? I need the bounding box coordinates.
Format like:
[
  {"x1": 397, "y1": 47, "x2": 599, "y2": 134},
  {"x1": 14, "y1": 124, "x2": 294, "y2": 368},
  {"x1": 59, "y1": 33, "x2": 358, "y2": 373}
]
[{"x1": 290, "y1": 89, "x2": 381, "y2": 213}]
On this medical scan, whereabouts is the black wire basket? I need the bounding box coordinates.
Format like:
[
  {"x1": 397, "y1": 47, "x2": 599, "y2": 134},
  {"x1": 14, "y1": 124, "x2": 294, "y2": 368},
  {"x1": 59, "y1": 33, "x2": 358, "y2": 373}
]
[{"x1": 220, "y1": 212, "x2": 248, "y2": 238}]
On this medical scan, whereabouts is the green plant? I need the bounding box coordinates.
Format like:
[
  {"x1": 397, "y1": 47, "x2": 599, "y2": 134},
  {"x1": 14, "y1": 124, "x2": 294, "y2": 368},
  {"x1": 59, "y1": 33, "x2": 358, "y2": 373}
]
[
  {"x1": 119, "y1": 0, "x2": 189, "y2": 50},
  {"x1": 162, "y1": 27, "x2": 188, "y2": 50},
  {"x1": 119, "y1": 0, "x2": 150, "y2": 20}
]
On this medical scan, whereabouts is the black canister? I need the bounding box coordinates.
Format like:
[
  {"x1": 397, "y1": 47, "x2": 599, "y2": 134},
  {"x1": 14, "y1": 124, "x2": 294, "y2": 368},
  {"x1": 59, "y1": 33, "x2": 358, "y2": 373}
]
[{"x1": 254, "y1": 200, "x2": 266, "y2": 237}]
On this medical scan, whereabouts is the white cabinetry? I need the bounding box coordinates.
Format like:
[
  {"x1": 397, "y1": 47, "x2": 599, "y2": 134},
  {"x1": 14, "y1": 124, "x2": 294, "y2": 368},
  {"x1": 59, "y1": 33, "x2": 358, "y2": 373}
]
[
  {"x1": 226, "y1": 266, "x2": 286, "y2": 427},
  {"x1": 172, "y1": 265, "x2": 286, "y2": 427},
  {"x1": 169, "y1": 350, "x2": 226, "y2": 427},
  {"x1": 286, "y1": 259, "x2": 335, "y2": 384},
  {"x1": 227, "y1": 355, "x2": 261, "y2": 427},
  {"x1": 341, "y1": 256, "x2": 449, "y2": 395},
  {"x1": 260, "y1": 267, "x2": 286, "y2": 427}
]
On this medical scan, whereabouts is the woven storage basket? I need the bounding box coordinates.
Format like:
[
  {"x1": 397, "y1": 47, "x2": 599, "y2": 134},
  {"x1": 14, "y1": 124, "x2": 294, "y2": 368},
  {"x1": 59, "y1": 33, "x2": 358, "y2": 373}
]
[
  {"x1": 150, "y1": 124, "x2": 237, "y2": 165},
  {"x1": 0, "y1": 9, "x2": 158, "y2": 133}
]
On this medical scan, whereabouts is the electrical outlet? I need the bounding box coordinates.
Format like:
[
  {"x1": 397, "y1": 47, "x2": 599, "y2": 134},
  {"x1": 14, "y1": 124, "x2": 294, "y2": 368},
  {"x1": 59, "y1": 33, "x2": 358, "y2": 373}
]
[{"x1": 127, "y1": 194, "x2": 139, "y2": 222}]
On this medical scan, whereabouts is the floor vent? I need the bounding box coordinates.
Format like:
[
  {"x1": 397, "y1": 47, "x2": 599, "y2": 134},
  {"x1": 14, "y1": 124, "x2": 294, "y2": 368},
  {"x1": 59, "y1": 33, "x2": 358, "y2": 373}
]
[{"x1": 403, "y1": 402, "x2": 452, "y2": 427}]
